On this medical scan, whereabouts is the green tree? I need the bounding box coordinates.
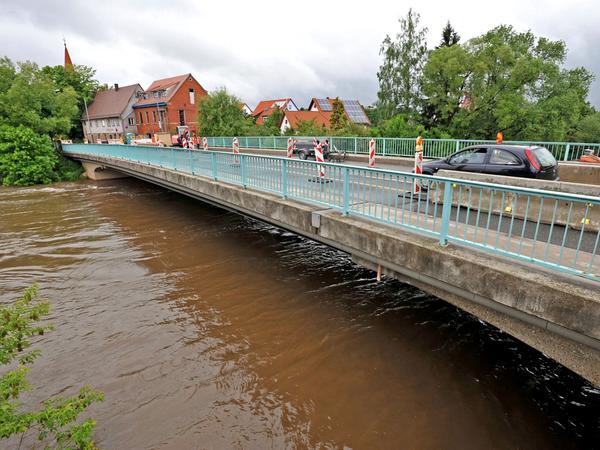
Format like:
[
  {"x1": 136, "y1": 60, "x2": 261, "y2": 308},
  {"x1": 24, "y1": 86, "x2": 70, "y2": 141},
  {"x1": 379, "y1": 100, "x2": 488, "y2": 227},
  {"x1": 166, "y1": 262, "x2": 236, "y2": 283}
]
[
  {"x1": 438, "y1": 21, "x2": 460, "y2": 48},
  {"x1": 421, "y1": 25, "x2": 594, "y2": 140},
  {"x1": 42, "y1": 64, "x2": 103, "y2": 139},
  {"x1": 575, "y1": 112, "x2": 600, "y2": 142},
  {"x1": 378, "y1": 113, "x2": 424, "y2": 137},
  {"x1": 421, "y1": 44, "x2": 473, "y2": 129},
  {"x1": 1, "y1": 285, "x2": 103, "y2": 448},
  {"x1": 330, "y1": 97, "x2": 349, "y2": 130},
  {"x1": 197, "y1": 88, "x2": 253, "y2": 136},
  {"x1": 262, "y1": 107, "x2": 284, "y2": 135},
  {"x1": 0, "y1": 59, "x2": 79, "y2": 137},
  {"x1": 0, "y1": 125, "x2": 82, "y2": 185},
  {"x1": 0, "y1": 125, "x2": 58, "y2": 185},
  {"x1": 377, "y1": 8, "x2": 428, "y2": 120}
]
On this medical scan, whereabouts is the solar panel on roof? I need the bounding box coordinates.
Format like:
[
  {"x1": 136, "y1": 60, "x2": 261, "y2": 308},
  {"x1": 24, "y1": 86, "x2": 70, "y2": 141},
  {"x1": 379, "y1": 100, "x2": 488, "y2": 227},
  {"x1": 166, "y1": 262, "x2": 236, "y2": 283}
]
[
  {"x1": 342, "y1": 100, "x2": 369, "y2": 124},
  {"x1": 316, "y1": 98, "x2": 332, "y2": 111}
]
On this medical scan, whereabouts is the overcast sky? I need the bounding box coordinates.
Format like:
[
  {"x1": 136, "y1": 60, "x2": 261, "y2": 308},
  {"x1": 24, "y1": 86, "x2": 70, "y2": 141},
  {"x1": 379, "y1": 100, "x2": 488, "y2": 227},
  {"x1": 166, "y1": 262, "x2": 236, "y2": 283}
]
[{"x1": 2, "y1": 0, "x2": 600, "y2": 109}]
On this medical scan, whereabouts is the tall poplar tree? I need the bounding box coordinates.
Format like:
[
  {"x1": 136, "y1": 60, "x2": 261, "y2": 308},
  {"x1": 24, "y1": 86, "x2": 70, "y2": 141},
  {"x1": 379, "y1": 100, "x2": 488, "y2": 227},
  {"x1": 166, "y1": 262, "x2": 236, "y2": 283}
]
[{"x1": 376, "y1": 8, "x2": 428, "y2": 120}]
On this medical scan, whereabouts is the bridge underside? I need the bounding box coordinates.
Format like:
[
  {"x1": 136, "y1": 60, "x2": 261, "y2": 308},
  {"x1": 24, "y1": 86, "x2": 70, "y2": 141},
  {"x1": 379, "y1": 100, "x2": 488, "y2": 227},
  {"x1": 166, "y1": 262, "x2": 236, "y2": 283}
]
[{"x1": 70, "y1": 153, "x2": 600, "y2": 386}]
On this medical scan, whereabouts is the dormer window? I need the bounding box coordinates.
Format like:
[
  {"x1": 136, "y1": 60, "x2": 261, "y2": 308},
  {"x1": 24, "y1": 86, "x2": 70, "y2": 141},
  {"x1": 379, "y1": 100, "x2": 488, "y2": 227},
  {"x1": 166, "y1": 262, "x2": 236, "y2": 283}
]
[{"x1": 189, "y1": 88, "x2": 195, "y2": 104}]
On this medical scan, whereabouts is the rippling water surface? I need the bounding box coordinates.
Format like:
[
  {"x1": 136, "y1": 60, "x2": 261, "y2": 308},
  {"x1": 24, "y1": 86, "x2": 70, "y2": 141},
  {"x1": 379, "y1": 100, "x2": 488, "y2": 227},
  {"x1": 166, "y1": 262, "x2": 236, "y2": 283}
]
[{"x1": 0, "y1": 179, "x2": 599, "y2": 449}]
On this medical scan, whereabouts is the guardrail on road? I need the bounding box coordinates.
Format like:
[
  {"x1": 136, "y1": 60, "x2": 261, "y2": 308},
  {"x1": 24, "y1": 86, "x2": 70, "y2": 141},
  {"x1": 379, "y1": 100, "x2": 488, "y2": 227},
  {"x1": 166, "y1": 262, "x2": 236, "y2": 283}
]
[
  {"x1": 204, "y1": 136, "x2": 600, "y2": 161},
  {"x1": 63, "y1": 144, "x2": 600, "y2": 282}
]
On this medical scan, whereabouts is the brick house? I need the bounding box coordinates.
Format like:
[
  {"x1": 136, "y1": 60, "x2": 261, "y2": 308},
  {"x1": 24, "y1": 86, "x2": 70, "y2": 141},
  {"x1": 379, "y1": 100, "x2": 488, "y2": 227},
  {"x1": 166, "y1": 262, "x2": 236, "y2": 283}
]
[
  {"x1": 252, "y1": 98, "x2": 298, "y2": 125},
  {"x1": 133, "y1": 74, "x2": 207, "y2": 137},
  {"x1": 82, "y1": 83, "x2": 143, "y2": 143}
]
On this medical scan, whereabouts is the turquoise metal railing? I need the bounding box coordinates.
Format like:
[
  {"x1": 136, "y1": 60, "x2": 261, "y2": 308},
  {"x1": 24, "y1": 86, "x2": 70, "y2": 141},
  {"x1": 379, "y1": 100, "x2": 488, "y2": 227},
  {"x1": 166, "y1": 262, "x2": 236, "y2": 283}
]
[
  {"x1": 204, "y1": 136, "x2": 600, "y2": 161},
  {"x1": 63, "y1": 143, "x2": 600, "y2": 282}
]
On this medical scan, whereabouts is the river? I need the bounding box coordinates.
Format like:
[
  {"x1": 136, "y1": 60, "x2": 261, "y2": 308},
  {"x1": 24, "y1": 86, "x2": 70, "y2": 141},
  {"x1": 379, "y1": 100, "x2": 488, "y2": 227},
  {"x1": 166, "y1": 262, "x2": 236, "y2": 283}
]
[{"x1": 0, "y1": 178, "x2": 598, "y2": 449}]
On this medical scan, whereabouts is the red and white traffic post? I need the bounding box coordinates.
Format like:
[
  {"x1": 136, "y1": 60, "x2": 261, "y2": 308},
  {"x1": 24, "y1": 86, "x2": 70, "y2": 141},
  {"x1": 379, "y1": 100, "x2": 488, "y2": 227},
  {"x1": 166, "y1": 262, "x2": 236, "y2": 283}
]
[
  {"x1": 203, "y1": 137, "x2": 208, "y2": 151},
  {"x1": 232, "y1": 136, "x2": 240, "y2": 154},
  {"x1": 314, "y1": 142, "x2": 325, "y2": 179},
  {"x1": 287, "y1": 137, "x2": 294, "y2": 158},
  {"x1": 369, "y1": 138, "x2": 376, "y2": 167},
  {"x1": 414, "y1": 136, "x2": 423, "y2": 194}
]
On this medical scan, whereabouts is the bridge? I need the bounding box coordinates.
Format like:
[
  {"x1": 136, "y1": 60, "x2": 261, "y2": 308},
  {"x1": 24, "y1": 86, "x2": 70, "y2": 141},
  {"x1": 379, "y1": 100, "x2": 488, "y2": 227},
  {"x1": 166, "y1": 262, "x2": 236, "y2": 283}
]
[{"x1": 63, "y1": 143, "x2": 600, "y2": 385}]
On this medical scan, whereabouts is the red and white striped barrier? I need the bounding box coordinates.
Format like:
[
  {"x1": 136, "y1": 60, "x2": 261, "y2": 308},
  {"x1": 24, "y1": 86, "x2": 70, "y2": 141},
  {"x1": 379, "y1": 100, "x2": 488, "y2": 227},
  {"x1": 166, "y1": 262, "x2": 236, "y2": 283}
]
[
  {"x1": 203, "y1": 137, "x2": 208, "y2": 151},
  {"x1": 287, "y1": 137, "x2": 294, "y2": 158},
  {"x1": 232, "y1": 136, "x2": 239, "y2": 154},
  {"x1": 369, "y1": 139, "x2": 376, "y2": 167},
  {"x1": 414, "y1": 136, "x2": 423, "y2": 194},
  {"x1": 314, "y1": 143, "x2": 325, "y2": 178}
]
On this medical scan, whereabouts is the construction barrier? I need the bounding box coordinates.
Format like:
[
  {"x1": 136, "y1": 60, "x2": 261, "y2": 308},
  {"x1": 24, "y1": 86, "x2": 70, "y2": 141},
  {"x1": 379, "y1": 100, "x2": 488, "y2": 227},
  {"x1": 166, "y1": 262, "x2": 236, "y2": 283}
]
[
  {"x1": 287, "y1": 137, "x2": 294, "y2": 158},
  {"x1": 369, "y1": 139, "x2": 376, "y2": 167},
  {"x1": 414, "y1": 136, "x2": 423, "y2": 194},
  {"x1": 203, "y1": 137, "x2": 208, "y2": 151},
  {"x1": 315, "y1": 143, "x2": 325, "y2": 178}
]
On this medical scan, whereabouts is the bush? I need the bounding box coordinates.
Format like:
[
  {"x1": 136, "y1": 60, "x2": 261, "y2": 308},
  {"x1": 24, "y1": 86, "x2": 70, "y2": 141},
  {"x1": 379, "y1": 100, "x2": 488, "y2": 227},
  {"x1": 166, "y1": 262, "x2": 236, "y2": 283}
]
[
  {"x1": 0, "y1": 125, "x2": 58, "y2": 185},
  {"x1": 0, "y1": 125, "x2": 82, "y2": 185},
  {"x1": 575, "y1": 112, "x2": 600, "y2": 143},
  {"x1": 0, "y1": 285, "x2": 103, "y2": 448}
]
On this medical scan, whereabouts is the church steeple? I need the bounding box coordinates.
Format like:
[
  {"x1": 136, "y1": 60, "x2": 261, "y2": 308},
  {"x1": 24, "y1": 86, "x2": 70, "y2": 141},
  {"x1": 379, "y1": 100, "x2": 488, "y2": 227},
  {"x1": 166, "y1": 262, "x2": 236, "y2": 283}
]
[{"x1": 64, "y1": 38, "x2": 73, "y2": 70}]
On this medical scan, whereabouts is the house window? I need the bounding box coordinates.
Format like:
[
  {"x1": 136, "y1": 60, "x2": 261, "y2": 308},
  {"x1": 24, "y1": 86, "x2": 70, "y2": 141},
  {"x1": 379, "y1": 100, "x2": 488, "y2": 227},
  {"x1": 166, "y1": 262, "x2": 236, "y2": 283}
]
[
  {"x1": 102, "y1": 119, "x2": 106, "y2": 127},
  {"x1": 139, "y1": 112, "x2": 143, "y2": 124},
  {"x1": 145, "y1": 111, "x2": 150, "y2": 123},
  {"x1": 128, "y1": 117, "x2": 135, "y2": 126},
  {"x1": 189, "y1": 88, "x2": 195, "y2": 104},
  {"x1": 153, "y1": 111, "x2": 157, "y2": 123},
  {"x1": 178, "y1": 109, "x2": 185, "y2": 126}
]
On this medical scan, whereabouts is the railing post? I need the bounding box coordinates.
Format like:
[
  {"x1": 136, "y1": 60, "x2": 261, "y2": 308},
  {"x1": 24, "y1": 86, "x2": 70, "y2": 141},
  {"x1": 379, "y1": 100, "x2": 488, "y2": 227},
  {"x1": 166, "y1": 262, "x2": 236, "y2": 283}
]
[
  {"x1": 563, "y1": 143, "x2": 571, "y2": 161},
  {"x1": 189, "y1": 148, "x2": 193, "y2": 174},
  {"x1": 343, "y1": 167, "x2": 350, "y2": 215},
  {"x1": 241, "y1": 154, "x2": 247, "y2": 188},
  {"x1": 382, "y1": 138, "x2": 386, "y2": 157},
  {"x1": 455, "y1": 140, "x2": 460, "y2": 153},
  {"x1": 211, "y1": 152, "x2": 217, "y2": 180},
  {"x1": 354, "y1": 137, "x2": 358, "y2": 154},
  {"x1": 172, "y1": 148, "x2": 176, "y2": 170},
  {"x1": 281, "y1": 159, "x2": 287, "y2": 198},
  {"x1": 439, "y1": 180, "x2": 453, "y2": 246},
  {"x1": 258, "y1": 137, "x2": 262, "y2": 149}
]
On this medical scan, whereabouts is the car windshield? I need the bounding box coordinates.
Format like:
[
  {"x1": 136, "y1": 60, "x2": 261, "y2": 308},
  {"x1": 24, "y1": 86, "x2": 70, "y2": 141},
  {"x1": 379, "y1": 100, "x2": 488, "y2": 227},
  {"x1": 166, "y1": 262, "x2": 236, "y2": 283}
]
[{"x1": 533, "y1": 147, "x2": 556, "y2": 167}]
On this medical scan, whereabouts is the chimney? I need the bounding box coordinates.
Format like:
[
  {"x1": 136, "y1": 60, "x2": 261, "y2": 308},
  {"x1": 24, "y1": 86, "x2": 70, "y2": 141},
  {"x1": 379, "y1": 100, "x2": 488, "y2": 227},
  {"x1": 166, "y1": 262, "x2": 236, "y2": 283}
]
[{"x1": 114, "y1": 83, "x2": 119, "y2": 91}]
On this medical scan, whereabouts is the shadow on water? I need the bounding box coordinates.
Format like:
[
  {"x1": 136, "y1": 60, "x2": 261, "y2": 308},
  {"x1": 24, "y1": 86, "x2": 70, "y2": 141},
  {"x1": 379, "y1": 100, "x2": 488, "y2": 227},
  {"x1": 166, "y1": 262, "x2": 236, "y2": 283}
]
[{"x1": 0, "y1": 177, "x2": 598, "y2": 449}]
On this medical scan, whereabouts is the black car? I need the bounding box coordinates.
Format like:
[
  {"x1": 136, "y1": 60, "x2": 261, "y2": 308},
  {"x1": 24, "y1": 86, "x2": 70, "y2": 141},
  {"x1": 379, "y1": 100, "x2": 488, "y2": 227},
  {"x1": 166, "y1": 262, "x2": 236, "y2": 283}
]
[
  {"x1": 421, "y1": 144, "x2": 559, "y2": 180},
  {"x1": 294, "y1": 138, "x2": 330, "y2": 160}
]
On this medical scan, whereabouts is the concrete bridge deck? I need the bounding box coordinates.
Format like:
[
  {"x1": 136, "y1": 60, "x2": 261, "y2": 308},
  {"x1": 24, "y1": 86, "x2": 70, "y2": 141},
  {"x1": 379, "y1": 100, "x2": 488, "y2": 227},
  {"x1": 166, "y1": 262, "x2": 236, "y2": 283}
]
[{"x1": 64, "y1": 145, "x2": 600, "y2": 386}]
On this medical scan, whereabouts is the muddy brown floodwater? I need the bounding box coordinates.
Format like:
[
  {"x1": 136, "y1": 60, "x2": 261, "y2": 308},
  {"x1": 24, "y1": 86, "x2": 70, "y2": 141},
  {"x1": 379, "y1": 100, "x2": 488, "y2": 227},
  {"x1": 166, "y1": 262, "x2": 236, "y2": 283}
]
[{"x1": 0, "y1": 178, "x2": 599, "y2": 449}]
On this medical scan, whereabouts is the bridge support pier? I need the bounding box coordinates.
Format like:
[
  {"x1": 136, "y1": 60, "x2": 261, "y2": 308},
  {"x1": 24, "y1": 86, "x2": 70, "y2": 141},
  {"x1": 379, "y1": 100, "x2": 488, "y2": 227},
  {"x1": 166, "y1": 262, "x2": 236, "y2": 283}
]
[{"x1": 81, "y1": 162, "x2": 129, "y2": 180}]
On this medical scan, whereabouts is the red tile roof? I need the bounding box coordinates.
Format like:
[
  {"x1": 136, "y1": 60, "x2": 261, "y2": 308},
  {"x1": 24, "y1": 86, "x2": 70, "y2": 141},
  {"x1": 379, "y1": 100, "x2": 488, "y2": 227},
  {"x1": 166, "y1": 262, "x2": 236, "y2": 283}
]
[
  {"x1": 252, "y1": 98, "x2": 294, "y2": 118},
  {"x1": 282, "y1": 110, "x2": 331, "y2": 129},
  {"x1": 134, "y1": 73, "x2": 204, "y2": 107},
  {"x1": 84, "y1": 84, "x2": 142, "y2": 119}
]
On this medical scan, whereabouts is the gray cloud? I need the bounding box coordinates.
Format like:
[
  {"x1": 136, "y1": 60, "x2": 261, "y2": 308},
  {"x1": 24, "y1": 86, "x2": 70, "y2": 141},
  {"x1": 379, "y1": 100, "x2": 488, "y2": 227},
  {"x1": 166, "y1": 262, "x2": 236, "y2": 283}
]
[{"x1": 1, "y1": 0, "x2": 599, "y2": 110}]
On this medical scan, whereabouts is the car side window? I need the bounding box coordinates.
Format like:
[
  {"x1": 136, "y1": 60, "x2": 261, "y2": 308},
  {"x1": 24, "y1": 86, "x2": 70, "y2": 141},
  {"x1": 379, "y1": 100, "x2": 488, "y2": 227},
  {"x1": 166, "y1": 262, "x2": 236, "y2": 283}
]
[
  {"x1": 489, "y1": 149, "x2": 521, "y2": 165},
  {"x1": 449, "y1": 148, "x2": 488, "y2": 165}
]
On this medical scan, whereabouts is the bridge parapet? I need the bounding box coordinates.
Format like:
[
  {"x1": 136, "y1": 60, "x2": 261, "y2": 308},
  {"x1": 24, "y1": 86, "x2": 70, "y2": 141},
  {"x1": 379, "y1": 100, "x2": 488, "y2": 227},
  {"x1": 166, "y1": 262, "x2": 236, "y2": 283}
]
[{"x1": 63, "y1": 144, "x2": 600, "y2": 283}]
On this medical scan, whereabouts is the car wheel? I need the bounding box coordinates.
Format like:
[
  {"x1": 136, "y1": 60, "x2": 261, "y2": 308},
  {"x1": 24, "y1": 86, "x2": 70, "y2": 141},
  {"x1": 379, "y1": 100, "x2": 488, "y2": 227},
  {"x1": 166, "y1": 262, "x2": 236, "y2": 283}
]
[{"x1": 298, "y1": 152, "x2": 307, "y2": 160}]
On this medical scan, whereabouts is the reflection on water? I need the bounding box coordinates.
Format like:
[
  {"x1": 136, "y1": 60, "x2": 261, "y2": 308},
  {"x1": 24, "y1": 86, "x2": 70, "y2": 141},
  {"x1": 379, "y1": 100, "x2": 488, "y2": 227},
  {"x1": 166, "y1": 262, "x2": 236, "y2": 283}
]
[{"x1": 0, "y1": 178, "x2": 598, "y2": 449}]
